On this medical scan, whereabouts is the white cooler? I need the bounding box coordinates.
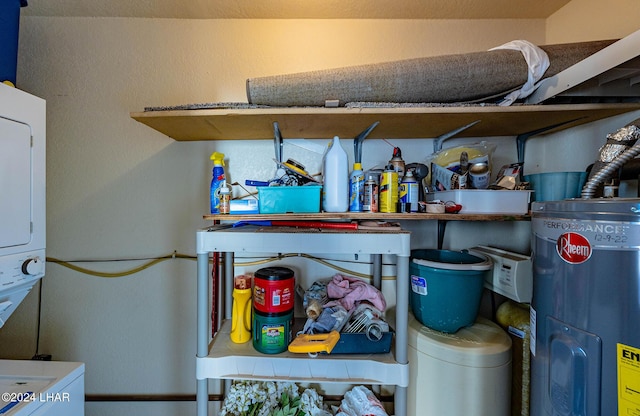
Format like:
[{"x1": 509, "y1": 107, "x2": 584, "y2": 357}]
[{"x1": 407, "y1": 311, "x2": 512, "y2": 416}]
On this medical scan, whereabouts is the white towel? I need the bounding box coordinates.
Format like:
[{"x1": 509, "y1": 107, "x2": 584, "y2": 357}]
[{"x1": 490, "y1": 40, "x2": 550, "y2": 106}]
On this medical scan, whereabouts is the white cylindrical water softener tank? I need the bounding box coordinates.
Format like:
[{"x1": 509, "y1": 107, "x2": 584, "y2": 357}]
[{"x1": 407, "y1": 311, "x2": 512, "y2": 416}]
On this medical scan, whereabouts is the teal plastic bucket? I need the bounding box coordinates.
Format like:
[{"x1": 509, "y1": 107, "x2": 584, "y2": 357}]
[
  {"x1": 409, "y1": 249, "x2": 491, "y2": 333},
  {"x1": 524, "y1": 171, "x2": 587, "y2": 202}
]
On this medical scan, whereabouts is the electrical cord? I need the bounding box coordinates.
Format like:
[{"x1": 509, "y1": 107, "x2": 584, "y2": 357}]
[
  {"x1": 45, "y1": 251, "x2": 399, "y2": 280},
  {"x1": 32, "y1": 278, "x2": 43, "y2": 359},
  {"x1": 45, "y1": 252, "x2": 195, "y2": 278},
  {"x1": 39, "y1": 252, "x2": 396, "y2": 360}
]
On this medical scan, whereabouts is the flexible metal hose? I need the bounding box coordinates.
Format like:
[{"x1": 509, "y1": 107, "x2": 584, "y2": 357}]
[{"x1": 581, "y1": 141, "x2": 640, "y2": 198}]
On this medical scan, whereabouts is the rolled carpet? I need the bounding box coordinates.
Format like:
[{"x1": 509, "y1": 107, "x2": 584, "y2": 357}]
[{"x1": 246, "y1": 39, "x2": 616, "y2": 106}]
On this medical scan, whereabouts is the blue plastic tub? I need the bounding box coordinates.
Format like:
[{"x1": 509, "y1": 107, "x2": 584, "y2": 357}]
[
  {"x1": 0, "y1": 0, "x2": 27, "y2": 85},
  {"x1": 409, "y1": 249, "x2": 491, "y2": 333},
  {"x1": 524, "y1": 171, "x2": 587, "y2": 202},
  {"x1": 258, "y1": 185, "x2": 322, "y2": 214}
]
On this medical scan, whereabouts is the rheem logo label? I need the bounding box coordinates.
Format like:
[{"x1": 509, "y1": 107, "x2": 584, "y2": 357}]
[{"x1": 556, "y1": 232, "x2": 592, "y2": 264}]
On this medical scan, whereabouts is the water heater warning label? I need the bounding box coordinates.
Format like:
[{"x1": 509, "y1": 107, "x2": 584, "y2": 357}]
[{"x1": 618, "y1": 343, "x2": 640, "y2": 416}]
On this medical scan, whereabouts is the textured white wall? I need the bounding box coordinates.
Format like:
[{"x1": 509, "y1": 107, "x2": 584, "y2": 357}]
[
  {"x1": 546, "y1": 0, "x2": 640, "y2": 43},
  {"x1": 533, "y1": 2, "x2": 640, "y2": 176},
  {"x1": 0, "y1": 8, "x2": 636, "y2": 416}
]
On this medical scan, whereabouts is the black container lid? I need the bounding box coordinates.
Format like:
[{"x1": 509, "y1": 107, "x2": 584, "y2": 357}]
[{"x1": 255, "y1": 266, "x2": 294, "y2": 280}]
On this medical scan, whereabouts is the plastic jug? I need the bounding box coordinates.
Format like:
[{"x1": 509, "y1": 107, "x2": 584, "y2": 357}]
[
  {"x1": 322, "y1": 136, "x2": 348, "y2": 212},
  {"x1": 230, "y1": 288, "x2": 252, "y2": 343}
]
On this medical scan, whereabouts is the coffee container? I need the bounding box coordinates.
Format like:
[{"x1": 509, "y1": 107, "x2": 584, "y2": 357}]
[{"x1": 469, "y1": 162, "x2": 490, "y2": 189}]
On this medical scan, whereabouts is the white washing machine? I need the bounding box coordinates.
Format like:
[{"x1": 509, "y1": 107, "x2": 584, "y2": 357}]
[
  {"x1": 0, "y1": 83, "x2": 85, "y2": 416},
  {"x1": 407, "y1": 311, "x2": 512, "y2": 416},
  {"x1": 0, "y1": 360, "x2": 84, "y2": 415}
]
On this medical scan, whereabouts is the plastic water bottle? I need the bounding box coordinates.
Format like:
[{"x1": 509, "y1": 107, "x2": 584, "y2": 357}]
[
  {"x1": 322, "y1": 136, "x2": 348, "y2": 212},
  {"x1": 210, "y1": 152, "x2": 226, "y2": 214},
  {"x1": 349, "y1": 162, "x2": 365, "y2": 212}
]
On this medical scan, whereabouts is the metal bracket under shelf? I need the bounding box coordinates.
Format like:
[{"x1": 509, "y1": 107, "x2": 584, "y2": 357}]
[{"x1": 526, "y1": 28, "x2": 640, "y2": 104}]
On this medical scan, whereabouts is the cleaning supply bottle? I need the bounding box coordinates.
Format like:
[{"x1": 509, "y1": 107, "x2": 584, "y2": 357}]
[
  {"x1": 322, "y1": 136, "x2": 348, "y2": 212},
  {"x1": 210, "y1": 152, "x2": 226, "y2": 214},
  {"x1": 349, "y1": 162, "x2": 365, "y2": 212},
  {"x1": 230, "y1": 287, "x2": 252, "y2": 343}
]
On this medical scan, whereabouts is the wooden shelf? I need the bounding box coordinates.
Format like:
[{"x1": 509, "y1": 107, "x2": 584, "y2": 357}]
[
  {"x1": 131, "y1": 103, "x2": 640, "y2": 141},
  {"x1": 203, "y1": 212, "x2": 530, "y2": 222}
]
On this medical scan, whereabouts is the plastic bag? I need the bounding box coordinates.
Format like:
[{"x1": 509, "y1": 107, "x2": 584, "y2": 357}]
[
  {"x1": 335, "y1": 386, "x2": 388, "y2": 416},
  {"x1": 426, "y1": 141, "x2": 496, "y2": 191}
]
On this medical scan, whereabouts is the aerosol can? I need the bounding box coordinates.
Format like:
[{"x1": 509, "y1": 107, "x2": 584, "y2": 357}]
[
  {"x1": 399, "y1": 169, "x2": 419, "y2": 212},
  {"x1": 379, "y1": 165, "x2": 398, "y2": 213},
  {"x1": 389, "y1": 147, "x2": 405, "y2": 182},
  {"x1": 363, "y1": 172, "x2": 379, "y2": 212}
]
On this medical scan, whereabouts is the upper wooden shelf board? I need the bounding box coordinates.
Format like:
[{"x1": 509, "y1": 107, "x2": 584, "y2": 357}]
[
  {"x1": 130, "y1": 103, "x2": 640, "y2": 141},
  {"x1": 203, "y1": 212, "x2": 530, "y2": 222}
]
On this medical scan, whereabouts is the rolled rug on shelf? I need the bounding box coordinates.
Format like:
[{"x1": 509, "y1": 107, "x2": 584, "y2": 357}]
[{"x1": 246, "y1": 39, "x2": 616, "y2": 106}]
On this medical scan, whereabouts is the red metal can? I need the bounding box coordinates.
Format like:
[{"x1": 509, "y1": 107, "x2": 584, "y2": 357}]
[{"x1": 253, "y1": 267, "x2": 295, "y2": 314}]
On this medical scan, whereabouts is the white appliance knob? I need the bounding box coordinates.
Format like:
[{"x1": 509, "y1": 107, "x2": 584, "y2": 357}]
[{"x1": 22, "y1": 257, "x2": 44, "y2": 276}]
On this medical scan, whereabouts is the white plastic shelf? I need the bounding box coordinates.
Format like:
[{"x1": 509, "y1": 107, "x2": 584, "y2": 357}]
[
  {"x1": 195, "y1": 225, "x2": 411, "y2": 416},
  {"x1": 197, "y1": 319, "x2": 408, "y2": 386}
]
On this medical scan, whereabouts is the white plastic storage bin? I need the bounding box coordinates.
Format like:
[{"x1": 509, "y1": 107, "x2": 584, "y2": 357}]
[
  {"x1": 425, "y1": 190, "x2": 533, "y2": 214},
  {"x1": 407, "y1": 311, "x2": 512, "y2": 416}
]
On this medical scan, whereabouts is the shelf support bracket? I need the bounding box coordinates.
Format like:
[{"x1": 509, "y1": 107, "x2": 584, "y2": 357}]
[
  {"x1": 273, "y1": 122, "x2": 283, "y2": 163},
  {"x1": 354, "y1": 121, "x2": 380, "y2": 164},
  {"x1": 437, "y1": 220, "x2": 448, "y2": 250},
  {"x1": 516, "y1": 117, "x2": 585, "y2": 178},
  {"x1": 433, "y1": 120, "x2": 481, "y2": 153}
]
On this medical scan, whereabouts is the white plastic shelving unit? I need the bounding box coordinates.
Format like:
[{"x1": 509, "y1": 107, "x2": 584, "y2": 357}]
[{"x1": 195, "y1": 224, "x2": 411, "y2": 416}]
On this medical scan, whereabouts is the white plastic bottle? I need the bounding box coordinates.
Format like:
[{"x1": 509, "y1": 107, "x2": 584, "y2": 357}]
[{"x1": 322, "y1": 136, "x2": 349, "y2": 212}]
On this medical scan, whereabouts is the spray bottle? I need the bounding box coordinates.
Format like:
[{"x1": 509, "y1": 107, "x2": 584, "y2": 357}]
[
  {"x1": 210, "y1": 152, "x2": 226, "y2": 214},
  {"x1": 349, "y1": 162, "x2": 365, "y2": 212}
]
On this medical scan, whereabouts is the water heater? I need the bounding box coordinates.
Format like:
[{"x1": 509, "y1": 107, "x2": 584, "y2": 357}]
[{"x1": 530, "y1": 198, "x2": 640, "y2": 415}]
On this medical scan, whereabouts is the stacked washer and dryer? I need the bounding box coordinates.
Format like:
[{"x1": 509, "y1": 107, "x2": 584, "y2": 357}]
[{"x1": 0, "y1": 83, "x2": 85, "y2": 415}]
